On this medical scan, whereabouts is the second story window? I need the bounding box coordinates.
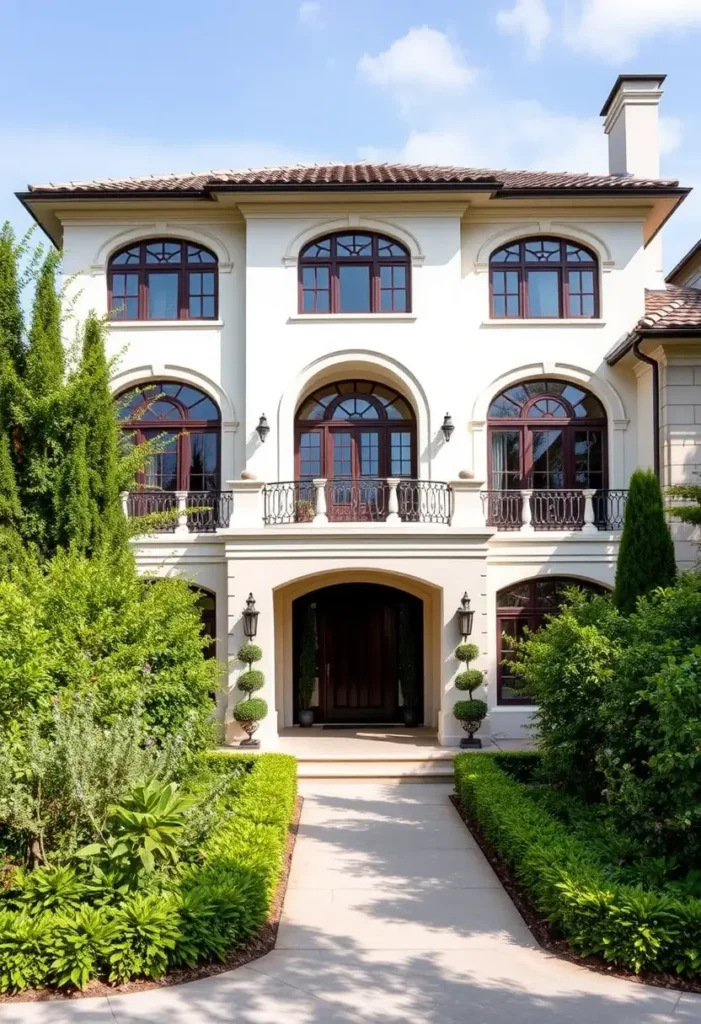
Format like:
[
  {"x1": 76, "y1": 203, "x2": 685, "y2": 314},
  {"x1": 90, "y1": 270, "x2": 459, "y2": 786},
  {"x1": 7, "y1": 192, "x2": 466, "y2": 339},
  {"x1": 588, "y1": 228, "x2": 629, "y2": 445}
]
[
  {"x1": 489, "y1": 237, "x2": 599, "y2": 319},
  {"x1": 108, "y1": 239, "x2": 218, "y2": 321},
  {"x1": 299, "y1": 232, "x2": 411, "y2": 314}
]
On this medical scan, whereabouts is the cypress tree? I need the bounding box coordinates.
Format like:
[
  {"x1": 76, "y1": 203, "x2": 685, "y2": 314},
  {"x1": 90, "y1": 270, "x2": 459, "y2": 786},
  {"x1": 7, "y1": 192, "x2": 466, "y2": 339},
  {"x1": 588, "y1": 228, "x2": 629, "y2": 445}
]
[
  {"x1": 0, "y1": 222, "x2": 24, "y2": 376},
  {"x1": 26, "y1": 250, "x2": 64, "y2": 397},
  {"x1": 72, "y1": 313, "x2": 126, "y2": 552},
  {"x1": 614, "y1": 469, "x2": 677, "y2": 614},
  {"x1": 54, "y1": 424, "x2": 92, "y2": 553}
]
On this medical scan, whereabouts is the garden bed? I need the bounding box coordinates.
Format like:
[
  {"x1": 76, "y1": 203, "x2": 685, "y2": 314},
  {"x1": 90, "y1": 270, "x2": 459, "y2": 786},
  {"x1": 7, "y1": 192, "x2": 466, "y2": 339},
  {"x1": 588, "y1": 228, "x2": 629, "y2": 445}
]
[
  {"x1": 0, "y1": 752, "x2": 298, "y2": 1000},
  {"x1": 453, "y1": 752, "x2": 701, "y2": 992}
]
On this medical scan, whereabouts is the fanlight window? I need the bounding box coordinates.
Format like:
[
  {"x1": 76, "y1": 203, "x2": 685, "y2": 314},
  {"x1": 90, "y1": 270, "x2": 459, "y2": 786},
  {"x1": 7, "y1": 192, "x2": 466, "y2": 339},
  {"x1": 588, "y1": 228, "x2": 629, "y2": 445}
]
[
  {"x1": 488, "y1": 379, "x2": 607, "y2": 491},
  {"x1": 489, "y1": 237, "x2": 599, "y2": 319},
  {"x1": 299, "y1": 232, "x2": 411, "y2": 314},
  {"x1": 118, "y1": 382, "x2": 220, "y2": 491},
  {"x1": 108, "y1": 239, "x2": 218, "y2": 321},
  {"x1": 497, "y1": 577, "x2": 607, "y2": 703}
]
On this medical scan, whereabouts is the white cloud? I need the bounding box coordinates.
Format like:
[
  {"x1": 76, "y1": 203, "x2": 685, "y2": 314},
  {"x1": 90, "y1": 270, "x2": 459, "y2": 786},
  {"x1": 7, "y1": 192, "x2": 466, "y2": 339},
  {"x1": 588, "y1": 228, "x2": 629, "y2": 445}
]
[
  {"x1": 357, "y1": 27, "x2": 475, "y2": 94},
  {"x1": 496, "y1": 0, "x2": 552, "y2": 57},
  {"x1": 564, "y1": 0, "x2": 701, "y2": 61},
  {"x1": 298, "y1": 1, "x2": 323, "y2": 27}
]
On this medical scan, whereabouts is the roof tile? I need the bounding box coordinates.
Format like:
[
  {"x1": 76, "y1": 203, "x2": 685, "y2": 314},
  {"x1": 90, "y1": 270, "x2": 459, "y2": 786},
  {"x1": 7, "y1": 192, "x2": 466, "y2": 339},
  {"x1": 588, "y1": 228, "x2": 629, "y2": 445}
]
[
  {"x1": 639, "y1": 286, "x2": 701, "y2": 330},
  {"x1": 25, "y1": 162, "x2": 681, "y2": 195}
]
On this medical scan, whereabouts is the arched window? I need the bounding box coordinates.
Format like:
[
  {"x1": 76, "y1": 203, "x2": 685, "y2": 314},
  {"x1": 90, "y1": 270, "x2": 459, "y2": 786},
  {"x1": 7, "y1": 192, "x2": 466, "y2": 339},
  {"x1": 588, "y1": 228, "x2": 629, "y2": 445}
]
[
  {"x1": 488, "y1": 379, "x2": 606, "y2": 492},
  {"x1": 118, "y1": 382, "x2": 220, "y2": 491},
  {"x1": 489, "y1": 238, "x2": 599, "y2": 319},
  {"x1": 295, "y1": 380, "x2": 416, "y2": 520},
  {"x1": 299, "y1": 232, "x2": 410, "y2": 314},
  {"x1": 497, "y1": 577, "x2": 608, "y2": 704},
  {"x1": 108, "y1": 239, "x2": 218, "y2": 321}
]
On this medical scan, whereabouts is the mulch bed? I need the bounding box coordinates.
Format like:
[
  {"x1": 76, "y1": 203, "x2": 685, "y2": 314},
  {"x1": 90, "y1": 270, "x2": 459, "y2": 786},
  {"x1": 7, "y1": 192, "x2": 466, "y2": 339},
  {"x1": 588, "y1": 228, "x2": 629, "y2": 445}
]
[
  {"x1": 449, "y1": 793, "x2": 701, "y2": 995},
  {"x1": 1, "y1": 795, "x2": 303, "y2": 1003}
]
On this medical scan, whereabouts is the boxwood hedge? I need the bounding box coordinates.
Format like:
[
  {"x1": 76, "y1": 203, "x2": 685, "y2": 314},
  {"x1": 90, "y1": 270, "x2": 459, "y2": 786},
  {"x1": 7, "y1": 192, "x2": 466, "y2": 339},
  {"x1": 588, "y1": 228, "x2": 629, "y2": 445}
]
[
  {"x1": 454, "y1": 752, "x2": 701, "y2": 977},
  {"x1": 0, "y1": 752, "x2": 297, "y2": 993}
]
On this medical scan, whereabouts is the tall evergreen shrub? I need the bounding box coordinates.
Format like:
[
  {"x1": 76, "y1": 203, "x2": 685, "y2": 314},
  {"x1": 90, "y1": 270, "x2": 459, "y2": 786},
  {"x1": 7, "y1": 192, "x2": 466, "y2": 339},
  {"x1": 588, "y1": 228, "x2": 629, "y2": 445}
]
[{"x1": 614, "y1": 469, "x2": 676, "y2": 614}]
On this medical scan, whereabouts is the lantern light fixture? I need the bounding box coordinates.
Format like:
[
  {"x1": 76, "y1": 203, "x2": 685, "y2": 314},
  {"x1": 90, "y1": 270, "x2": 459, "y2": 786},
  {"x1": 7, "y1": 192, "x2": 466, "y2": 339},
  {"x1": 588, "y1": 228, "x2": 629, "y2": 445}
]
[
  {"x1": 242, "y1": 593, "x2": 260, "y2": 639},
  {"x1": 457, "y1": 592, "x2": 474, "y2": 640},
  {"x1": 441, "y1": 413, "x2": 455, "y2": 443},
  {"x1": 256, "y1": 414, "x2": 270, "y2": 443}
]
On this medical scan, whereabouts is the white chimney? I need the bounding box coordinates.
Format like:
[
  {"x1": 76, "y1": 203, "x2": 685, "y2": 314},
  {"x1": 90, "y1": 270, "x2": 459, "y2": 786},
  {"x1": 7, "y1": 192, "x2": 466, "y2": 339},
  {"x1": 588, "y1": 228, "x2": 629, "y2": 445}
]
[{"x1": 601, "y1": 74, "x2": 666, "y2": 180}]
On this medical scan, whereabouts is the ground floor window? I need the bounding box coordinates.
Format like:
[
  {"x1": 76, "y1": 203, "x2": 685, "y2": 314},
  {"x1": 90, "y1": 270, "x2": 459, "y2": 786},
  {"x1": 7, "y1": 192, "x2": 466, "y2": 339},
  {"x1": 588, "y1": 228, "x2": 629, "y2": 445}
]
[{"x1": 497, "y1": 577, "x2": 607, "y2": 704}]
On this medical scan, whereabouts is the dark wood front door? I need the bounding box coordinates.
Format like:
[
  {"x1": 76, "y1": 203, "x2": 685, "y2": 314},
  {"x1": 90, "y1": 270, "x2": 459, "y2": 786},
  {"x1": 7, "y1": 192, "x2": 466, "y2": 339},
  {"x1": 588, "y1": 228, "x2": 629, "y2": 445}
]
[{"x1": 319, "y1": 584, "x2": 398, "y2": 722}]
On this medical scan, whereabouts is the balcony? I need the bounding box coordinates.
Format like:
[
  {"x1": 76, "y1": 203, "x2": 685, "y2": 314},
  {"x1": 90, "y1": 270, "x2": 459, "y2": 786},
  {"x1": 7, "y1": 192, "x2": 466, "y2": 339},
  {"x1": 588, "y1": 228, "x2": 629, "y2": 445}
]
[
  {"x1": 124, "y1": 490, "x2": 233, "y2": 533},
  {"x1": 481, "y1": 488, "x2": 628, "y2": 532},
  {"x1": 263, "y1": 479, "x2": 452, "y2": 526}
]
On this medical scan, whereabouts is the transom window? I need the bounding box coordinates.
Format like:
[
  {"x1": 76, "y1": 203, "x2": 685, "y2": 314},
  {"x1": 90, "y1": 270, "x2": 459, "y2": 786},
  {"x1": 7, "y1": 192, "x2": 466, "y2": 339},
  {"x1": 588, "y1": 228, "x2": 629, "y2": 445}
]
[
  {"x1": 117, "y1": 382, "x2": 220, "y2": 491},
  {"x1": 497, "y1": 577, "x2": 607, "y2": 703},
  {"x1": 108, "y1": 239, "x2": 218, "y2": 321},
  {"x1": 488, "y1": 379, "x2": 607, "y2": 491},
  {"x1": 490, "y1": 237, "x2": 599, "y2": 319},
  {"x1": 299, "y1": 232, "x2": 410, "y2": 314}
]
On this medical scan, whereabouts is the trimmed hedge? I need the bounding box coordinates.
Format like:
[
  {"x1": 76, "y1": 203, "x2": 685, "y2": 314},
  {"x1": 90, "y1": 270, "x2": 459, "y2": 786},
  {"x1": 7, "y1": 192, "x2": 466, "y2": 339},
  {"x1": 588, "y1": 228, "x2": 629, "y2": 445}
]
[
  {"x1": 0, "y1": 753, "x2": 297, "y2": 993},
  {"x1": 454, "y1": 753, "x2": 701, "y2": 977}
]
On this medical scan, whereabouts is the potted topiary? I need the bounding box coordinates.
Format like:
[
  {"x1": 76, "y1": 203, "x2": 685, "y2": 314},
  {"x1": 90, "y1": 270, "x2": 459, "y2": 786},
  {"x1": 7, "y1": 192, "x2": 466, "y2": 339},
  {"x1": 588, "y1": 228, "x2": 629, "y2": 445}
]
[
  {"x1": 298, "y1": 604, "x2": 317, "y2": 727},
  {"x1": 235, "y1": 642, "x2": 267, "y2": 747},
  {"x1": 452, "y1": 643, "x2": 487, "y2": 748}
]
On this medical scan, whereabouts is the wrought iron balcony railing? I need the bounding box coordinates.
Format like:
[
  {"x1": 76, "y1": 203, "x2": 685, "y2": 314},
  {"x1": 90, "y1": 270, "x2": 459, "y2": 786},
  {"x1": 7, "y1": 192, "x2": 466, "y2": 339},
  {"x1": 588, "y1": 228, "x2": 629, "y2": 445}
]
[
  {"x1": 262, "y1": 478, "x2": 452, "y2": 526},
  {"x1": 125, "y1": 490, "x2": 233, "y2": 533},
  {"x1": 482, "y1": 488, "x2": 628, "y2": 532}
]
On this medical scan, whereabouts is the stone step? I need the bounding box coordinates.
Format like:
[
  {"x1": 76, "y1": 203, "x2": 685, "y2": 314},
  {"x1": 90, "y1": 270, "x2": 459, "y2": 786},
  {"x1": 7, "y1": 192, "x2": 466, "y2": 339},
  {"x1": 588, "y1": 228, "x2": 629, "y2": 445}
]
[{"x1": 297, "y1": 759, "x2": 454, "y2": 781}]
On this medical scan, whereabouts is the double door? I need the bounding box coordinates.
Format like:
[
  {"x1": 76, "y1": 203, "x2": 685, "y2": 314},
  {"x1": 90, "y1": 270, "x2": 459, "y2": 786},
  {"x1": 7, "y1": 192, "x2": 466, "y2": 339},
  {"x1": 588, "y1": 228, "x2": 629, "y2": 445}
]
[{"x1": 296, "y1": 426, "x2": 414, "y2": 521}]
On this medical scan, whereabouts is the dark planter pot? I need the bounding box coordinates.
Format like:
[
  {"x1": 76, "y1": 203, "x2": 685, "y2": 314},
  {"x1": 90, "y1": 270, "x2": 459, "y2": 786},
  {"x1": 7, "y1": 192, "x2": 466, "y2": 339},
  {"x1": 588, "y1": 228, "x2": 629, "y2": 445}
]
[
  {"x1": 402, "y1": 706, "x2": 419, "y2": 727},
  {"x1": 298, "y1": 708, "x2": 315, "y2": 727}
]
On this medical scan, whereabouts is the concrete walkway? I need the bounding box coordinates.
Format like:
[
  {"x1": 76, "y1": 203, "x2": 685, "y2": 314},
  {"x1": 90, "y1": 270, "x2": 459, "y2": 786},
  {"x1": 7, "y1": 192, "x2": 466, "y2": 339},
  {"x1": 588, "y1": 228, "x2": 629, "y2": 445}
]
[{"x1": 3, "y1": 781, "x2": 701, "y2": 1023}]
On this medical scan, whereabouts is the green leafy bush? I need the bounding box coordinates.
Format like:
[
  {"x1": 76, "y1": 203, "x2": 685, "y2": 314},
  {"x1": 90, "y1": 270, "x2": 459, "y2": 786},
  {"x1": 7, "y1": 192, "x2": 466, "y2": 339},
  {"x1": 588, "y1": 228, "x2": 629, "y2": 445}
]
[
  {"x1": 454, "y1": 753, "x2": 701, "y2": 977},
  {"x1": 455, "y1": 642, "x2": 479, "y2": 663},
  {"x1": 233, "y1": 698, "x2": 268, "y2": 723},
  {"x1": 615, "y1": 469, "x2": 676, "y2": 614},
  {"x1": 0, "y1": 754, "x2": 297, "y2": 992},
  {"x1": 238, "y1": 670, "x2": 265, "y2": 693},
  {"x1": 237, "y1": 643, "x2": 262, "y2": 665},
  {"x1": 455, "y1": 670, "x2": 483, "y2": 692},
  {"x1": 453, "y1": 699, "x2": 487, "y2": 723}
]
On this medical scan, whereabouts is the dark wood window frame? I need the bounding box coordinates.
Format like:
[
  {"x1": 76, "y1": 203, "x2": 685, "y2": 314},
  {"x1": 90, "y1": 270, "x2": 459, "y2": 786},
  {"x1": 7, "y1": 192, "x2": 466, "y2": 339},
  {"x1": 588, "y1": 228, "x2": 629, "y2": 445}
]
[
  {"x1": 117, "y1": 382, "x2": 221, "y2": 491},
  {"x1": 487, "y1": 380, "x2": 607, "y2": 491},
  {"x1": 299, "y1": 232, "x2": 411, "y2": 314},
  {"x1": 294, "y1": 380, "x2": 417, "y2": 481},
  {"x1": 108, "y1": 239, "x2": 219, "y2": 321},
  {"x1": 489, "y1": 237, "x2": 599, "y2": 319}
]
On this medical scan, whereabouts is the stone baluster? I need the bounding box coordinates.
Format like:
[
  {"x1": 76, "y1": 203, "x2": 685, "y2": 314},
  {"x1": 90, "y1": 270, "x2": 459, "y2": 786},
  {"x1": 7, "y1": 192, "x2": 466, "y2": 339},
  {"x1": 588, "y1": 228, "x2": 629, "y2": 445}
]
[
  {"x1": 582, "y1": 488, "x2": 598, "y2": 534},
  {"x1": 175, "y1": 491, "x2": 189, "y2": 534},
  {"x1": 120, "y1": 490, "x2": 130, "y2": 518},
  {"x1": 313, "y1": 478, "x2": 329, "y2": 524},
  {"x1": 386, "y1": 478, "x2": 400, "y2": 524},
  {"x1": 520, "y1": 489, "x2": 534, "y2": 533}
]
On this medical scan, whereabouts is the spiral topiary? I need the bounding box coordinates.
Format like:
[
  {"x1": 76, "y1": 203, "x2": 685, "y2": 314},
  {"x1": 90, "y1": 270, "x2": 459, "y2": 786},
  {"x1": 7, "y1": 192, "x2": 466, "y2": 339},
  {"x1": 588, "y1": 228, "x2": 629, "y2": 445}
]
[
  {"x1": 238, "y1": 669, "x2": 265, "y2": 693},
  {"x1": 455, "y1": 669, "x2": 484, "y2": 693},
  {"x1": 233, "y1": 697, "x2": 268, "y2": 722},
  {"x1": 455, "y1": 642, "x2": 479, "y2": 663}
]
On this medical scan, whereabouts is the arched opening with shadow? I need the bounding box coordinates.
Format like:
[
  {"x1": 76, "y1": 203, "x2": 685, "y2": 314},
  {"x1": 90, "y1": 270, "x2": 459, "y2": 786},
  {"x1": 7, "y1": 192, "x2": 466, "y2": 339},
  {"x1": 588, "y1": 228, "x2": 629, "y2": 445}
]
[{"x1": 292, "y1": 582, "x2": 423, "y2": 726}]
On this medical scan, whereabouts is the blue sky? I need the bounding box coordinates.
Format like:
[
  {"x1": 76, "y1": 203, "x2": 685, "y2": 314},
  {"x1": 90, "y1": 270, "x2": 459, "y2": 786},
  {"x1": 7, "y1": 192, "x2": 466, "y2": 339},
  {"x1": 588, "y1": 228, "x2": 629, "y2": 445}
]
[{"x1": 2, "y1": 0, "x2": 701, "y2": 269}]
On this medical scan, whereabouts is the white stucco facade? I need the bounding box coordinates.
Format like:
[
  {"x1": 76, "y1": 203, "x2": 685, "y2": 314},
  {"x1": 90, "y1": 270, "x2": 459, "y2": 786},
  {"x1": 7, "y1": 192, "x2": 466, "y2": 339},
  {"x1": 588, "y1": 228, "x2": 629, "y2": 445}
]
[{"x1": 27, "y1": 75, "x2": 698, "y2": 748}]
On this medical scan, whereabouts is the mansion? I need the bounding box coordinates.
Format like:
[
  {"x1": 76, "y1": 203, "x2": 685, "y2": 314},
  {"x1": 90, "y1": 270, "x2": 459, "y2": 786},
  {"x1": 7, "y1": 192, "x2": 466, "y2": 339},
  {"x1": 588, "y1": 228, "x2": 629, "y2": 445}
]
[{"x1": 18, "y1": 73, "x2": 701, "y2": 747}]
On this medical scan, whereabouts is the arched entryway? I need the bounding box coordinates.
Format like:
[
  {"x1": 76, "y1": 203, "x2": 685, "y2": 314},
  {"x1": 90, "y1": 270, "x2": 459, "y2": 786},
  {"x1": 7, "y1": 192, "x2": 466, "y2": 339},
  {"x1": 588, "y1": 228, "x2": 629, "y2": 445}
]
[{"x1": 292, "y1": 583, "x2": 423, "y2": 725}]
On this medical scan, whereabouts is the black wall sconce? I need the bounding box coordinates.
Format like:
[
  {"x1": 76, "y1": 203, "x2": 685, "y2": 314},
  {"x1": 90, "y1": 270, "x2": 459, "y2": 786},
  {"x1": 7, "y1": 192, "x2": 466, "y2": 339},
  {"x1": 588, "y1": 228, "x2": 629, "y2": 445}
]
[
  {"x1": 256, "y1": 414, "x2": 270, "y2": 443},
  {"x1": 242, "y1": 593, "x2": 260, "y2": 638},
  {"x1": 441, "y1": 413, "x2": 455, "y2": 442},
  {"x1": 457, "y1": 592, "x2": 474, "y2": 640}
]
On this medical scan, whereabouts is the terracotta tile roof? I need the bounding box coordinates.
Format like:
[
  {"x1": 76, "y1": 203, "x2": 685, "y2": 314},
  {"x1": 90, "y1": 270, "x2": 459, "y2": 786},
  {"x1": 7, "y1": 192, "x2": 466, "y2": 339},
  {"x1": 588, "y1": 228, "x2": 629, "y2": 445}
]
[
  {"x1": 23, "y1": 162, "x2": 681, "y2": 195},
  {"x1": 638, "y1": 286, "x2": 701, "y2": 330}
]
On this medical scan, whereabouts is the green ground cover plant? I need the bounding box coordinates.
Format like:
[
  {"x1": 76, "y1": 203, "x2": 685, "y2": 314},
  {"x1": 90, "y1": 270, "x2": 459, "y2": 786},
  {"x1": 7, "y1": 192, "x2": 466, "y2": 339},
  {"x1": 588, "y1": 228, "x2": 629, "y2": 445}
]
[
  {"x1": 0, "y1": 751, "x2": 297, "y2": 992},
  {"x1": 454, "y1": 753, "x2": 701, "y2": 977}
]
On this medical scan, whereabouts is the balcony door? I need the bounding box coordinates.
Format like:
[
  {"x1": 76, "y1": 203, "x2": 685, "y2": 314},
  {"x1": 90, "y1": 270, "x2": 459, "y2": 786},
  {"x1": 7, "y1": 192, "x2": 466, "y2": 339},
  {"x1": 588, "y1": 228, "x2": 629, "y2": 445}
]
[{"x1": 295, "y1": 380, "x2": 416, "y2": 522}]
